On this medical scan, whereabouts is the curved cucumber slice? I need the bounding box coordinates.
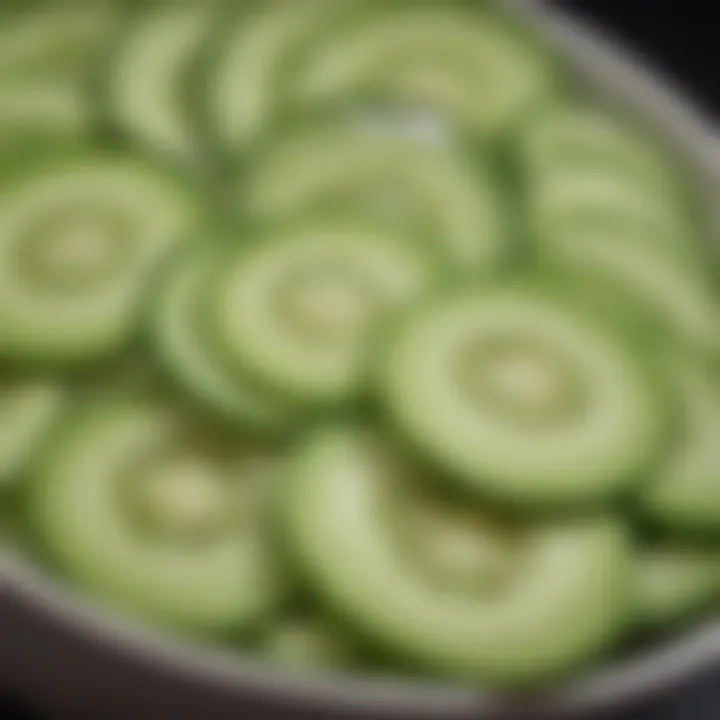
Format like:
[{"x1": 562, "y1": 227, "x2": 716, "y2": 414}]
[
  {"x1": 27, "y1": 397, "x2": 283, "y2": 634},
  {"x1": 0, "y1": 84, "x2": 89, "y2": 143},
  {"x1": 0, "y1": 153, "x2": 199, "y2": 364},
  {"x1": 546, "y1": 230, "x2": 720, "y2": 356},
  {"x1": 262, "y1": 616, "x2": 357, "y2": 672},
  {"x1": 150, "y1": 241, "x2": 295, "y2": 430},
  {"x1": 521, "y1": 103, "x2": 700, "y2": 246},
  {"x1": 379, "y1": 284, "x2": 669, "y2": 507},
  {"x1": 208, "y1": 216, "x2": 438, "y2": 407},
  {"x1": 642, "y1": 356, "x2": 720, "y2": 537},
  {"x1": 0, "y1": 3, "x2": 114, "y2": 82},
  {"x1": 636, "y1": 544, "x2": 719, "y2": 628},
  {"x1": 0, "y1": 374, "x2": 66, "y2": 487},
  {"x1": 0, "y1": 3, "x2": 116, "y2": 138},
  {"x1": 243, "y1": 124, "x2": 507, "y2": 273},
  {"x1": 281, "y1": 427, "x2": 632, "y2": 686},
  {"x1": 205, "y1": 0, "x2": 347, "y2": 157},
  {"x1": 104, "y1": 3, "x2": 217, "y2": 165},
  {"x1": 292, "y1": 4, "x2": 557, "y2": 138}
]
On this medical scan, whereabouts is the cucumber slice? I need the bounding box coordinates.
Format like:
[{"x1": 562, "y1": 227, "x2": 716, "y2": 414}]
[
  {"x1": 0, "y1": 83, "x2": 89, "y2": 144},
  {"x1": 0, "y1": 3, "x2": 116, "y2": 139},
  {"x1": 280, "y1": 427, "x2": 632, "y2": 686},
  {"x1": 636, "y1": 544, "x2": 719, "y2": 628},
  {"x1": 520, "y1": 102, "x2": 690, "y2": 195},
  {"x1": 0, "y1": 374, "x2": 66, "y2": 487},
  {"x1": 243, "y1": 124, "x2": 507, "y2": 273},
  {"x1": 208, "y1": 216, "x2": 438, "y2": 408},
  {"x1": 520, "y1": 103, "x2": 700, "y2": 247},
  {"x1": 642, "y1": 356, "x2": 720, "y2": 537},
  {"x1": 205, "y1": 0, "x2": 347, "y2": 157},
  {"x1": 291, "y1": 4, "x2": 557, "y2": 138},
  {"x1": 103, "y1": 3, "x2": 217, "y2": 165},
  {"x1": 150, "y1": 240, "x2": 295, "y2": 430},
  {"x1": 546, "y1": 230, "x2": 720, "y2": 356},
  {"x1": 379, "y1": 284, "x2": 669, "y2": 507},
  {"x1": 27, "y1": 397, "x2": 283, "y2": 634},
  {"x1": 0, "y1": 3, "x2": 114, "y2": 83},
  {"x1": 262, "y1": 616, "x2": 357, "y2": 672},
  {"x1": 0, "y1": 152, "x2": 200, "y2": 364}
]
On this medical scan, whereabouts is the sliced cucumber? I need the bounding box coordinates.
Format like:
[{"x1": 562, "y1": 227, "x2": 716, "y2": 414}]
[
  {"x1": 520, "y1": 102, "x2": 690, "y2": 194},
  {"x1": 379, "y1": 284, "x2": 669, "y2": 507},
  {"x1": 205, "y1": 0, "x2": 348, "y2": 158},
  {"x1": 291, "y1": 3, "x2": 557, "y2": 138},
  {"x1": 27, "y1": 396, "x2": 283, "y2": 634},
  {"x1": 150, "y1": 240, "x2": 295, "y2": 430},
  {"x1": 0, "y1": 374, "x2": 66, "y2": 487},
  {"x1": 281, "y1": 427, "x2": 632, "y2": 686},
  {"x1": 0, "y1": 3, "x2": 115, "y2": 83},
  {"x1": 207, "y1": 216, "x2": 438, "y2": 408},
  {"x1": 0, "y1": 152, "x2": 200, "y2": 364},
  {"x1": 103, "y1": 3, "x2": 218, "y2": 165},
  {"x1": 642, "y1": 356, "x2": 720, "y2": 537},
  {"x1": 545, "y1": 229, "x2": 720, "y2": 356},
  {"x1": 0, "y1": 83, "x2": 89, "y2": 144},
  {"x1": 636, "y1": 544, "x2": 719, "y2": 628},
  {"x1": 243, "y1": 123, "x2": 507, "y2": 273},
  {"x1": 262, "y1": 616, "x2": 357, "y2": 672},
  {"x1": 0, "y1": 2, "x2": 116, "y2": 140},
  {"x1": 520, "y1": 103, "x2": 701, "y2": 247}
]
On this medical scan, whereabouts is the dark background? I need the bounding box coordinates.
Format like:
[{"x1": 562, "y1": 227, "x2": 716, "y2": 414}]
[{"x1": 2, "y1": 2, "x2": 718, "y2": 718}]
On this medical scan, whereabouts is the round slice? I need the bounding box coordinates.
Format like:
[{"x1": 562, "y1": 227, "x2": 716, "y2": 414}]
[
  {"x1": 280, "y1": 427, "x2": 632, "y2": 687},
  {"x1": 636, "y1": 543, "x2": 719, "y2": 628},
  {"x1": 208, "y1": 216, "x2": 438, "y2": 408},
  {"x1": 150, "y1": 240, "x2": 295, "y2": 430},
  {"x1": 642, "y1": 356, "x2": 720, "y2": 537},
  {"x1": 379, "y1": 284, "x2": 669, "y2": 507},
  {"x1": 243, "y1": 123, "x2": 507, "y2": 273},
  {"x1": 27, "y1": 396, "x2": 283, "y2": 634},
  {"x1": 291, "y1": 3, "x2": 557, "y2": 138},
  {"x1": 0, "y1": 152, "x2": 199, "y2": 364},
  {"x1": 103, "y1": 2, "x2": 217, "y2": 165},
  {"x1": 205, "y1": 0, "x2": 349, "y2": 158},
  {"x1": 546, "y1": 229, "x2": 720, "y2": 356},
  {"x1": 0, "y1": 374, "x2": 66, "y2": 487},
  {"x1": 520, "y1": 102, "x2": 702, "y2": 248}
]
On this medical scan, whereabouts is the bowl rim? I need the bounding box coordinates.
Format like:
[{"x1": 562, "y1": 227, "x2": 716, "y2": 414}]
[{"x1": 3, "y1": 1, "x2": 719, "y2": 718}]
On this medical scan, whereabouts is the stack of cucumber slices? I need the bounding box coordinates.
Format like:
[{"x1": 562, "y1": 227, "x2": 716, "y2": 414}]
[{"x1": 1, "y1": 0, "x2": 718, "y2": 691}]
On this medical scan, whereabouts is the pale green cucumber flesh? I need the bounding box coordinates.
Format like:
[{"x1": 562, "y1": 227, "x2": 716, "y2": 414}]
[
  {"x1": 28, "y1": 398, "x2": 283, "y2": 634},
  {"x1": 150, "y1": 241, "x2": 295, "y2": 430},
  {"x1": 379, "y1": 284, "x2": 669, "y2": 506},
  {"x1": 281, "y1": 427, "x2": 632, "y2": 686},
  {"x1": 636, "y1": 545, "x2": 720, "y2": 628},
  {"x1": 0, "y1": 153, "x2": 199, "y2": 363},
  {"x1": 104, "y1": 3, "x2": 216, "y2": 163},
  {"x1": 0, "y1": 374, "x2": 66, "y2": 486},
  {"x1": 292, "y1": 4, "x2": 557, "y2": 138},
  {"x1": 642, "y1": 356, "x2": 720, "y2": 536},
  {"x1": 208, "y1": 216, "x2": 438, "y2": 407},
  {"x1": 243, "y1": 124, "x2": 507, "y2": 273}
]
